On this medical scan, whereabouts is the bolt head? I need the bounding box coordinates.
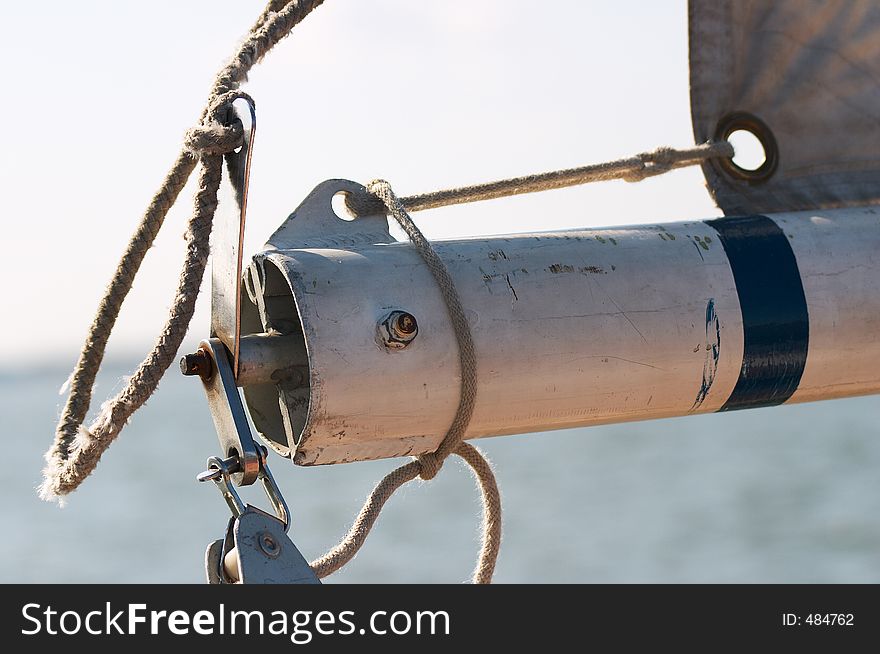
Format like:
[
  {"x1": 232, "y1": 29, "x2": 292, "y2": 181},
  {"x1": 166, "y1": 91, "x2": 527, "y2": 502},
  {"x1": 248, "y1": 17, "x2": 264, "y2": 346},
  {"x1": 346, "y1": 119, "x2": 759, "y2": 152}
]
[
  {"x1": 379, "y1": 311, "x2": 419, "y2": 349},
  {"x1": 258, "y1": 531, "x2": 281, "y2": 558}
]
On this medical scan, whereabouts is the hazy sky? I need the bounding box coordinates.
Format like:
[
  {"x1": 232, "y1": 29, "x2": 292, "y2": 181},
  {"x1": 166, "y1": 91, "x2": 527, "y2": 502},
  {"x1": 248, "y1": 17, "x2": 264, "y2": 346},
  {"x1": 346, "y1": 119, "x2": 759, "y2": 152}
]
[{"x1": 1, "y1": 0, "x2": 719, "y2": 368}]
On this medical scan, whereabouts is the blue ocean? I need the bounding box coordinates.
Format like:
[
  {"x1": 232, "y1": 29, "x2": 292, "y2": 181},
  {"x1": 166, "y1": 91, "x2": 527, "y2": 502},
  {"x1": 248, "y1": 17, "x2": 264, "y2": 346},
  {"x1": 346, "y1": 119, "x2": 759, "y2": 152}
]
[{"x1": 5, "y1": 362, "x2": 879, "y2": 583}]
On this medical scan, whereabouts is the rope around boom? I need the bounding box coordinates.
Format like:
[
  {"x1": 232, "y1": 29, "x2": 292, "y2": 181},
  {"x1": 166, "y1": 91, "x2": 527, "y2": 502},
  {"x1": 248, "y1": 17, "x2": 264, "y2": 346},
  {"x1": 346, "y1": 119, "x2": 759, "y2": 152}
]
[
  {"x1": 42, "y1": 0, "x2": 736, "y2": 583},
  {"x1": 310, "y1": 181, "x2": 500, "y2": 582}
]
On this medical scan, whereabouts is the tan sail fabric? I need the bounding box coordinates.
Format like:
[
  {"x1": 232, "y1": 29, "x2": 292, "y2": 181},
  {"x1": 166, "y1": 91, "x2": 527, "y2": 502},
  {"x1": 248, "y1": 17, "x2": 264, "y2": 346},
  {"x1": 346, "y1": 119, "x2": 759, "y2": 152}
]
[{"x1": 690, "y1": 0, "x2": 880, "y2": 214}]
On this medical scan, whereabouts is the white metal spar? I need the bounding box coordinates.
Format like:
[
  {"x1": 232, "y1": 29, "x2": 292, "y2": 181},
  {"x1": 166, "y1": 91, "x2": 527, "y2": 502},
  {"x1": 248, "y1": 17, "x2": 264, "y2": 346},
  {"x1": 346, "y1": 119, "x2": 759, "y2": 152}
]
[{"x1": 234, "y1": 180, "x2": 880, "y2": 467}]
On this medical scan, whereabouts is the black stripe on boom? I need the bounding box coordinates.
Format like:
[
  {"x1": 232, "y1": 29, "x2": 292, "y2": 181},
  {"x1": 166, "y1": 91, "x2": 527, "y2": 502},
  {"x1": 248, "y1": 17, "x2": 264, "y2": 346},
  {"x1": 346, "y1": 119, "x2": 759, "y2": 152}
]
[{"x1": 705, "y1": 215, "x2": 809, "y2": 411}]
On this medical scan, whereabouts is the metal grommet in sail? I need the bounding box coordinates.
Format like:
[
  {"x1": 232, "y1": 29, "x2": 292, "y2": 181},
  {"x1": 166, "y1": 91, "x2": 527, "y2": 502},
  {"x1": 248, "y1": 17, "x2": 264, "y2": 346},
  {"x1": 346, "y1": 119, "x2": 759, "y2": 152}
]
[{"x1": 714, "y1": 111, "x2": 779, "y2": 184}]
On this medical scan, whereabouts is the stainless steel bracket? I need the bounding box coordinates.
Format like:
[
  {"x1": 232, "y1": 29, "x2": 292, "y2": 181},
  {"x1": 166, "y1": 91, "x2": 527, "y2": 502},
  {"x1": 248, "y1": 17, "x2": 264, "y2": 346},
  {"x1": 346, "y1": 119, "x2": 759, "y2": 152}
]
[
  {"x1": 264, "y1": 178, "x2": 394, "y2": 250},
  {"x1": 212, "y1": 95, "x2": 256, "y2": 379}
]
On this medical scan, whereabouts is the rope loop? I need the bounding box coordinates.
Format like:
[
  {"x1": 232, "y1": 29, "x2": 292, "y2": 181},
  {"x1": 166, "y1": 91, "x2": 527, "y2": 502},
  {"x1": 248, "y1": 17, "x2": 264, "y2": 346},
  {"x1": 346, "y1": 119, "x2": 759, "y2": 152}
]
[
  {"x1": 344, "y1": 189, "x2": 385, "y2": 217},
  {"x1": 415, "y1": 452, "x2": 443, "y2": 480},
  {"x1": 308, "y1": 178, "x2": 500, "y2": 583},
  {"x1": 43, "y1": 0, "x2": 326, "y2": 502},
  {"x1": 42, "y1": 0, "x2": 738, "y2": 584},
  {"x1": 184, "y1": 91, "x2": 255, "y2": 157},
  {"x1": 184, "y1": 121, "x2": 244, "y2": 157}
]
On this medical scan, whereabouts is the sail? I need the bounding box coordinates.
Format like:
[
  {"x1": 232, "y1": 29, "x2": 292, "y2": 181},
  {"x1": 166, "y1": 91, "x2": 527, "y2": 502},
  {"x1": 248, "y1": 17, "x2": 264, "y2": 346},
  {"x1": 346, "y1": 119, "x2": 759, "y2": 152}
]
[{"x1": 689, "y1": 0, "x2": 880, "y2": 214}]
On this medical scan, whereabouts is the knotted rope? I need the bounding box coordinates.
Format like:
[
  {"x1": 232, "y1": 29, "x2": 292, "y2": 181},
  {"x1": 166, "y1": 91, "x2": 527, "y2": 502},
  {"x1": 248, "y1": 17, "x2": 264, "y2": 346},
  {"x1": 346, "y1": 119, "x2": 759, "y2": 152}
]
[
  {"x1": 42, "y1": 0, "x2": 738, "y2": 584},
  {"x1": 316, "y1": 143, "x2": 733, "y2": 578},
  {"x1": 42, "y1": 0, "x2": 327, "y2": 502},
  {"x1": 346, "y1": 141, "x2": 734, "y2": 216}
]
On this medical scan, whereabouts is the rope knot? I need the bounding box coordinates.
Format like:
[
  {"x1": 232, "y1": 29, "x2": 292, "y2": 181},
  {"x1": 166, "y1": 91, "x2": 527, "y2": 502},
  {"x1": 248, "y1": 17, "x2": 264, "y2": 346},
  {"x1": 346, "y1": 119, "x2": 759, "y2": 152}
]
[
  {"x1": 623, "y1": 141, "x2": 734, "y2": 183},
  {"x1": 622, "y1": 147, "x2": 674, "y2": 183},
  {"x1": 184, "y1": 90, "x2": 256, "y2": 158},
  {"x1": 44, "y1": 0, "x2": 326, "y2": 503},
  {"x1": 184, "y1": 120, "x2": 244, "y2": 158},
  {"x1": 416, "y1": 453, "x2": 444, "y2": 480},
  {"x1": 645, "y1": 146, "x2": 677, "y2": 168}
]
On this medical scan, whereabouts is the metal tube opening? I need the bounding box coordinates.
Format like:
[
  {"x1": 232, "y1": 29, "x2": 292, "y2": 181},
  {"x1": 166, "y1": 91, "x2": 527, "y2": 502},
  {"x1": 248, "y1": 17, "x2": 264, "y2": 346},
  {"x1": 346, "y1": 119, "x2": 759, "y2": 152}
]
[{"x1": 240, "y1": 257, "x2": 311, "y2": 459}]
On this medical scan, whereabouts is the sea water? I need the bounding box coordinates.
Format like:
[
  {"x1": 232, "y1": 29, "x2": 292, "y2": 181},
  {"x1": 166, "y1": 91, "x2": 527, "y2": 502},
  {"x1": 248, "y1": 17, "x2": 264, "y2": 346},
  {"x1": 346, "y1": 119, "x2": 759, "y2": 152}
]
[{"x1": 4, "y1": 363, "x2": 879, "y2": 583}]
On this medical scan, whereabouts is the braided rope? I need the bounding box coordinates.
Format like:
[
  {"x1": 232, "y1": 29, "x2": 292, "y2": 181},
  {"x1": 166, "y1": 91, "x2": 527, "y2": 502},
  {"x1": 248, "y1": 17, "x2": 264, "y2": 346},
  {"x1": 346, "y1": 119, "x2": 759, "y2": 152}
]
[
  {"x1": 310, "y1": 182, "x2": 501, "y2": 583},
  {"x1": 308, "y1": 141, "x2": 735, "y2": 581},
  {"x1": 346, "y1": 141, "x2": 734, "y2": 216},
  {"x1": 41, "y1": 0, "x2": 739, "y2": 585},
  {"x1": 42, "y1": 0, "x2": 326, "y2": 502}
]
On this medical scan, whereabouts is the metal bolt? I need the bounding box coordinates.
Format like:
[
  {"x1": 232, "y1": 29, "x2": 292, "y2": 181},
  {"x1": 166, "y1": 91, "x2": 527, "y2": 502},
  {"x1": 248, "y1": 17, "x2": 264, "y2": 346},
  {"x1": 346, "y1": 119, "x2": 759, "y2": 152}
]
[
  {"x1": 379, "y1": 310, "x2": 419, "y2": 349},
  {"x1": 395, "y1": 312, "x2": 417, "y2": 336},
  {"x1": 180, "y1": 348, "x2": 212, "y2": 378},
  {"x1": 258, "y1": 531, "x2": 281, "y2": 558}
]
